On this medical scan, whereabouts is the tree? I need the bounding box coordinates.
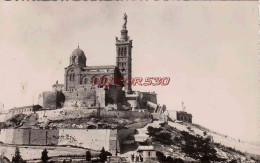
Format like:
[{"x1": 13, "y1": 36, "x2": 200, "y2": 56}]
[
  {"x1": 99, "y1": 147, "x2": 112, "y2": 162},
  {"x1": 41, "y1": 148, "x2": 49, "y2": 163},
  {"x1": 99, "y1": 147, "x2": 106, "y2": 162},
  {"x1": 156, "y1": 151, "x2": 166, "y2": 162},
  {"x1": 86, "y1": 150, "x2": 91, "y2": 161},
  {"x1": 173, "y1": 158, "x2": 185, "y2": 163},
  {"x1": 180, "y1": 131, "x2": 218, "y2": 161},
  {"x1": 12, "y1": 147, "x2": 26, "y2": 163},
  {"x1": 200, "y1": 155, "x2": 210, "y2": 163},
  {"x1": 165, "y1": 156, "x2": 174, "y2": 162}
]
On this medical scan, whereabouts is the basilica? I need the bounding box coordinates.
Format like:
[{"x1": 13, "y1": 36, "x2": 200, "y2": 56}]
[{"x1": 62, "y1": 13, "x2": 132, "y2": 93}]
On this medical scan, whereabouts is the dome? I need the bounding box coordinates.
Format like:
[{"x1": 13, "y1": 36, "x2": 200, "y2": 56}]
[
  {"x1": 70, "y1": 47, "x2": 87, "y2": 67},
  {"x1": 71, "y1": 47, "x2": 86, "y2": 58}
]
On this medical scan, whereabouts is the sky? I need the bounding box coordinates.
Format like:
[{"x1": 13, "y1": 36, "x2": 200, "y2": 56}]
[{"x1": 0, "y1": 2, "x2": 259, "y2": 143}]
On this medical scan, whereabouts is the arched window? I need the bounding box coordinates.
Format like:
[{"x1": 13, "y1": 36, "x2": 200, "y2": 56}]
[
  {"x1": 124, "y1": 47, "x2": 127, "y2": 55},
  {"x1": 120, "y1": 48, "x2": 124, "y2": 56}
]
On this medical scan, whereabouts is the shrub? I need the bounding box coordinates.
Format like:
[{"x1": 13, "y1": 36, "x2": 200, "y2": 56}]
[
  {"x1": 99, "y1": 147, "x2": 112, "y2": 162},
  {"x1": 173, "y1": 158, "x2": 185, "y2": 163},
  {"x1": 12, "y1": 147, "x2": 26, "y2": 163},
  {"x1": 156, "y1": 151, "x2": 166, "y2": 162},
  {"x1": 41, "y1": 148, "x2": 49, "y2": 163},
  {"x1": 147, "y1": 126, "x2": 172, "y2": 145},
  {"x1": 180, "y1": 131, "x2": 219, "y2": 161},
  {"x1": 86, "y1": 150, "x2": 91, "y2": 161}
]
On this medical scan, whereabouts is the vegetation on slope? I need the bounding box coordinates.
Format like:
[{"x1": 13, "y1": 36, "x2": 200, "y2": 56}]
[{"x1": 146, "y1": 122, "x2": 256, "y2": 162}]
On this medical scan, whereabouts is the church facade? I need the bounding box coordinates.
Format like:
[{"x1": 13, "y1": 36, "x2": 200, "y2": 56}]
[{"x1": 63, "y1": 14, "x2": 132, "y2": 93}]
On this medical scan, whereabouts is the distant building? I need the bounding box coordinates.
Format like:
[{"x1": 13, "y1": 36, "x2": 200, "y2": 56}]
[
  {"x1": 137, "y1": 145, "x2": 157, "y2": 162},
  {"x1": 52, "y1": 81, "x2": 64, "y2": 91},
  {"x1": 176, "y1": 111, "x2": 192, "y2": 123},
  {"x1": 8, "y1": 105, "x2": 42, "y2": 115}
]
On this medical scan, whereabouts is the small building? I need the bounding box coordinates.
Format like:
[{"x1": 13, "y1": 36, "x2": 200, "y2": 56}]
[
  {"x1": 137, "y1": 145, "x2": 157, "y2": 162},
  {"x1": 8, "y1": 105, "x2": 42, "y2": 115},
  {"x1": 52, "y1": 81, "x2": 64, "y2": 91},
  {"x1": 176, "y1": 111, "x2": 192, "y2": 123}
]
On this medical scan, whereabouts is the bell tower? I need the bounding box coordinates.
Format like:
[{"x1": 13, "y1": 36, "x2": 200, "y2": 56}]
[{"x1": 116, "y1": 13, "x2": 133, "y2": 93}]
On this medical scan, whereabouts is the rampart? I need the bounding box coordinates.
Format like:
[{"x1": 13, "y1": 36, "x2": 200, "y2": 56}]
[
  {"x1": 0, "y1": 128, "x2": 134, "y2": 154},
  {"x1": 38, "y1": 84, "x2": 125, "y2": 111},
  {"x1": 99, "y1": 110, "x2": 150, "y2": 119},
  {"x1": 37, "y1": 108, "x2": 150, "y2": 122}
]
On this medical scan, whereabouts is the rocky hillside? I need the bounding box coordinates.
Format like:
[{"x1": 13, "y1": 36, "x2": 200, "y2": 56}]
[
  {"x1": 131, "y1": 121, "x2": 260, "y2": 163},
  {"x1": 0, "y1": 112, "x2": 151, "y2": 130}
]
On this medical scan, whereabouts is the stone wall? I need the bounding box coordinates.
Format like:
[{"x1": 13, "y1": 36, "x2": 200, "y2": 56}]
[
  {"x1": 100, "y1": 110, "x2": 150, "y2": 119},
  {"x1": 38, "y1": 91, "x2": 60, "y2": 110},
  {"x1": 58, "y1": 129, "x2": 110, "y2": 151},
  {"x1": 13, "y1": 129, "x2": 30, "y2": 145},
  {"x1": 105, "y1": 85, "x2": 124, "y2": 105},
  {"x1": 0, "y1": 129, "x2": 14, "y2": 144},
  {"x1": 38, "y1": 84, "x2": 125, "y2": 111},
  {"x1": 37, "y1": 108, "x2": 150, "y2": 123},
  {"x1": 37, "y1": 108, "x2": 97, "y2": 122},
  {"x1": 0, "y1": 128, "x2": 130, "y2": 153}
]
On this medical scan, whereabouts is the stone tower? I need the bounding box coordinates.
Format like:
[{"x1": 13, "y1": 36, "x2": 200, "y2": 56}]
[{"x1": 116, "y1": 13, "x2": 133, "y2": 93}]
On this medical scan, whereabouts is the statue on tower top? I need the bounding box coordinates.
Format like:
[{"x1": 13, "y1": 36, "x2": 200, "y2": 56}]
[{"x1": 122, "y1": 13, "x2": 127, "y2": 30}]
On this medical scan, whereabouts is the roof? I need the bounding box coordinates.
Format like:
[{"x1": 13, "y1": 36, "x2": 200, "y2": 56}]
[
  {"x1": 84, "y1": 65, "x2": 116, "y2": 70},
  {"x1": 9, "y1": 105, "x2": 41, "y2": 111},
  {"x1": 137, "y1": 146, "x2": 155, "y2": 151},
  {"x1": 177, "y1": 111, "x2": 192, "y2": 117},
  {"x1": 71, "y1": 47, "x2": 86, "y2": 58}
]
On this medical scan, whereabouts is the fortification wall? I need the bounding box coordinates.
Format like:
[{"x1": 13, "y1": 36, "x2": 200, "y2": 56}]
[
  {"x1": 37, "y1": 108, "x2": 149, "y2": 123},
  {"x1": 37, "y1": 108, "x2": 97, "y2": 122},
  {"x1": 0, "y1": 129, "x2": 14, "y2": 144},
  {"x1": 105, "y1": 86, "x2": 124, "y2": 105},
  {"x1": 63, "y1": 84, "x2": 101, "y2": 108},
  {"x1": 38, "y1": 91, "x2": 58, "y2": 109},
  {"x1": 1, "y1": 129, "x2": 60, "y2": 146},
  {"x1": 0, "y1": 129, "x2": 7, "y2": 143},
  {"x1": 58, "y1": 129, "x2": 110, "y2": 151},
  {"x1": 47, "y1": 129, "x2": 59, "y2": 145},
  {"x1": 13, "y1": 129, "x2": 30, "y2": 145},
  {"x1": 30, "y1": 129, "x2": 47, "y2": 145},
  {"x1": 0, "y1": 128, "x2": 135, "y2": 154},
  {"x1": 100, "y1": 110, "x2": 150, "y2": 119}
]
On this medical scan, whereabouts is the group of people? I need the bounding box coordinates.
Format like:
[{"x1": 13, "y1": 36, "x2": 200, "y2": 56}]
[{"x1": 131, "y1": 153, "x2": 143, "y2": 162}]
